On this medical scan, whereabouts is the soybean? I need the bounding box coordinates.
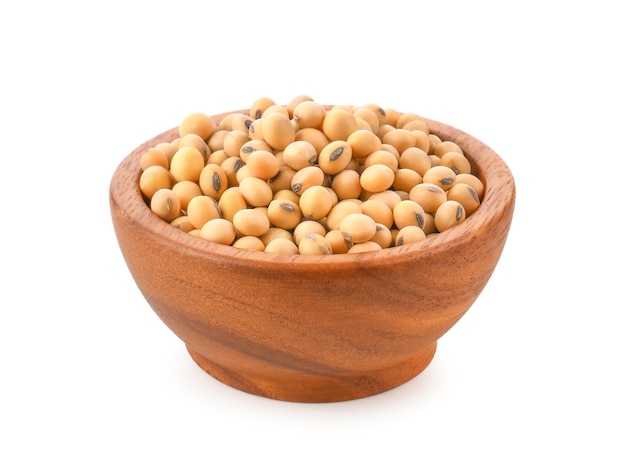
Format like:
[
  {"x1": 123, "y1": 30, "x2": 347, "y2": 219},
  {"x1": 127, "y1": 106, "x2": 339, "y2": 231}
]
[
  {"x1": 233, "y1": 208, "x2": 271, "y2": 237},
  {"x1": 434, "y1": 200, "x2": 466, "y2": 232},
  {"x1": 298, "y1": 233, "x2": 332, "y2": 255},
  {"x1": 140, "y1": 95, "x2": 486, "y2": 255},
  {"x1": 340, "y1": 213, "x2": 376, "y2": 244},
  {"x1": 150, "y1": 188, "x2": 181, "y2": 223}
]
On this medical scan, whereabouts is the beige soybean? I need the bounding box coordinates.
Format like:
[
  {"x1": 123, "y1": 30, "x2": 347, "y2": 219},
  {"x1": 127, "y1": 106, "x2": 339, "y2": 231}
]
[
  {"x1": 291, "y1": 165, "x2": 325, "y2": 195},
  {"x1": 382, "y1": 128, "x2": 415, "y2": 154},
  {"x1": 427, "y1": 134, "x2": 442, "y2": 154},
  {"x1": 207, "y1": 130, "x2": 227, "y2": 152},
  {"x1": 268, "y1": 165, "x2": 297, "y2": 194},
  {"x1": 150, "y1": 188, "x2": 181, "y2": 223},
  {"x1": 200, "y1": 218, "x2": 236, "y2": 245},
  {"x1": 261, "y1": 227, "x2": 294, "y2": 246},
  {"x1": 169, "y1": 146, "x2": 205, "y2": 183},
  {"x1": 370, "y1": 223, "x2": 393, "y2": 249},
  {"x1": 322, "y1": 108, "x2": 358, "y2": 141},
  {"x1": 440, "y1": 151, "x2": 471, "y2": 175},
  {"x1": 348, "y1": 241, "x2": 382, "y2": 254},
  {"x1": 207, "y1": 149, "x2": 229, "y2": 165},
  {"x1": 220, "y1": 156, "x2": 244, "y2": 187},
  {"x1": 393, "y1": 200, "x2": 426, "y2": 230},
  {"x1": 233, "y1": 208, "x2": 270, "y2": 237},
  {"x1": 250, "y1": 96, "x2": 277, "y2": 119},
  {"x1": 399, "y1": 147, "x2": 431, "y2": 176},
  {"x1": 233, "y1": 235, "x2": 266, "y2": 251},
  {"x1": 401, "y1": 119, "x2": 429, "y2": 134},
  {"x1": 396, "y1": 112, "x2": 425, "y2": 129},
  {"x1": 393, "y1": 168, "x2": 423, "y2": 193},
  {"x1": 434, "y1": 140, "x2": 463, "y2": 158},
  {"x1": 434, "y1": 200, "x2": 466, "y2": 232},
  {"x1": 367, "y1": 190, "x2": 402, "y2": 211},
  {"x1": 422, "y1": 165, "x2": 457, "y2": 191},
  {"x1": 264, "y1": 237, "x2": 299, "y2": 255},
  {"x1": 347, "y1": 129, "x2": 383, "y2": 159},
  {"x1": 218, "y1": 186, "x2": 248, "y2": 222},
  {"x1": 287, "y1": 94, "x2": 314, "y2": 118},
  {"x1": 455, "y1": 173, "x2": 485, "y2": 200},
  {"x1": 360, "y1": 199, "x2": 394, "y2": 229},
  {"x1": 247, "y1": 118, "x2": 264, "y2": 141},
  {"x1": 140, "y1": 165, "x2": 172, "y2": 200},
  {"x1": 326, "y1": 200, "x2": 363, "y2": 230},
  {"x1": 380, "y1": 143, "x2": 400, "y2": 161},
  {"x1": 261, "y1": 104, "x2": 290, "y2": 118},
  {"x1": 422, "y1": 212, "x2": 437, "y2": 235},
  {"x1": 223, "y1": 130, "x2": 250, "y2": 157},
  {"x1": 178, "y1": 133, "x2": 210, "y2": 160},
  {"x1": 382, "y1": 108, "x2": 401, "y2": 126},
  {"x1": 140, "y1": 147, "x2": 169, "y2": 170},
  {"x1": 235, "y1": 164, "x2": 253, "y2": 185},
  {"x1": 325, "y1": 229, "x2": 352, "y2": 254},
  {"x1": 198, "y1": 163, "x2": 228, "y2": 200},
  {"x1": 217, "y1": 113, "x2": 237, "y2": 131},
  {"x1": 171, "y1": 215, "x2": 195, "y2": 233},
  {"x1": 245, "y1": 149, "x2": 280, "y2": 180},
  {"x1": 298, "y1": 185, "x2": 334, "y2": 220},
  {"x1": 409, "y1": 183, "x2": 447, "y2": 213},
  {"x1": 298, "y1": 233, "x2": 332, "y2": 255},
  {"x1": 230, "y1": 113, "x2": 254, "y2": 133},
  {"x1": 376, "y1": 124, "x2": 394, "y2": 140},
  {"x1": 361, "y1": 103, "x2": 387, "y2": 126},
  {"x1": 428, "y1": 134, "x2": 442, "y2": 155},
  {"x1": 339, "y1": 213, "x2": 376, "y2": 244},
  {"x1": 292, "y1": 100, "x2": 326, "y2": 129},
  {"x1": 447, "y1": 183, "x2": 481, "y2": 216},
  {"x1": 293, "y1": 220, "x2": 327, "y2": 245},
  {"x1": 272, "y1": 188, "x2": 300, "y2": 204},
  {"x1": 330, "y1": 169, "x2": 362, "y2": 200},
  {"x1": 267, "y1": 198, "x2": 302, "y2": 230},
  {"x1": 239, "y1": 139, "x2": 273, "y2": 162},
  {"x1": 282, "y1": 140, "x2": 318, "y2": 170},
  {"x1": 326, "y1": 187, "x2": 339, "y2": 208},
  {"x1": 359, "y1": 164, "x2": 395, "y2": 193},
  {"x1": 294, "y1": 128, "x2": 330, "y2": 155},
  {"x1": 363, "y1": 150, "x2": 398, "y2": 172},
  {"x1": 318, "y1": 140, "x2": 352, "y2": 175},
  {"x1": 172, "y1": 180, "x2": 202, "y2": 210},
  {"x1": 238, "y1": 176, "x2": 273, "y2": 207},
  {"x1": 187, "y1": 195, "x2": 221, "y2": 229},
  {"x1": 179, "y1": 112, "x2": 216, "y2": 140},
  {"x1": 261, "y1": 112, "x2": 295, "y2": 150},
  {"x1": 353, "y1": 107, "x2": 380, "y2": 133},
  {"x1": 411, "y1": 130, "x2": 431, "y2": 153},
  {"x1": 154, "y1": 142, "x2": 177, "y2": 164},
  {"x1": 395, "y1": 225, "x2": 427, "y2": 246},
  {"x1": 355, "y1": 114, "x2": 374, "y2": 131}
]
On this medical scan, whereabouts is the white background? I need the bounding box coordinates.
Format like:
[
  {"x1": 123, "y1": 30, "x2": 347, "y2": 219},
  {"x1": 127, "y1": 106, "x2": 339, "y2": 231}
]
[{"x1": 1, "y1": 1, "x2": 624, "y2": 459}]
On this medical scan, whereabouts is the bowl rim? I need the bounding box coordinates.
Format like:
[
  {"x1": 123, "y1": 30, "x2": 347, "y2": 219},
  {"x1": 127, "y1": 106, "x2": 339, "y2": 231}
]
[{"x1": 110, "y1": 108, "x2": 516, "y2": 270}]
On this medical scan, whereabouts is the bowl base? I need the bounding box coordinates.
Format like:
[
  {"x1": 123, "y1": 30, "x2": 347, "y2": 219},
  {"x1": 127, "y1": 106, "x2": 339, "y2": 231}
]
[{"x1": 186, "y1": 342, "x2": 437, "y2": 403}]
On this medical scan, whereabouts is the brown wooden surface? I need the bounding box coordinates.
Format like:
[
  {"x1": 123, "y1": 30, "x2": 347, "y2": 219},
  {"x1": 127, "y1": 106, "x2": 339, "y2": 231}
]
[{"x1": 109, "y1": 109, "x2": 516, "y2": 402}]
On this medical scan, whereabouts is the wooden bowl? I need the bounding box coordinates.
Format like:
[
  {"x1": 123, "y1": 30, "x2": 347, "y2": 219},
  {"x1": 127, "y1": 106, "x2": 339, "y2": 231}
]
[{"x1": 109, "y1": 109, "x2": 516, "y2": 403}]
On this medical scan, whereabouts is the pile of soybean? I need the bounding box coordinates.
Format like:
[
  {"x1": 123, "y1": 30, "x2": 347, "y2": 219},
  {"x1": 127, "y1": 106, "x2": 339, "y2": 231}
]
[{"x1": 139, "y1": 95, "x2": 484, "y2": 255}]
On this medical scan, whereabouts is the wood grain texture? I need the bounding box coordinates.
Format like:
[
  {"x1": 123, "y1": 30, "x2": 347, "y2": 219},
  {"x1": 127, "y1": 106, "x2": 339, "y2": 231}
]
[{"x1": 109, "y1": 109, "x2": 516, "y2": 402}]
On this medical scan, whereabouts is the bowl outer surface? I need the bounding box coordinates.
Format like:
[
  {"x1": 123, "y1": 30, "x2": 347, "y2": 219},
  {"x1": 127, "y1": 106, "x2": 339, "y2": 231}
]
[{"x1": 109, "y1": 109, "x2": 516, "y2": 388}]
